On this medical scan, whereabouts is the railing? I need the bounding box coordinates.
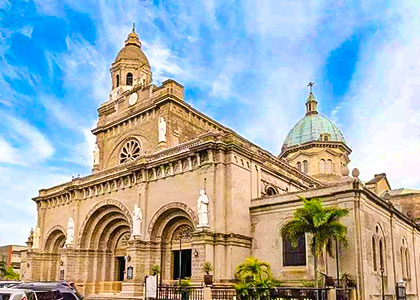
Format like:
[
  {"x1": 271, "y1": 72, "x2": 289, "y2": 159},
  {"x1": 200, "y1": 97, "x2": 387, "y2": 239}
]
[
  {"x1": 211, "y1": 287, "x2": 237, "y2": 300},
  {"x1": 157, "y1": 286, "x2": 204, "y2": 300},
  {"x1": 266, "y1": 287, "x2": 328, "y2": 300},
  {"x1": 158, "y1": 286, "x2": 329, "y2": 300},
  {"x1": 212, "y1": 287, "x2": 328, "y2": 300},
  {"x1": 336, "y1": 288, "x2": 350, "y2": 300}
]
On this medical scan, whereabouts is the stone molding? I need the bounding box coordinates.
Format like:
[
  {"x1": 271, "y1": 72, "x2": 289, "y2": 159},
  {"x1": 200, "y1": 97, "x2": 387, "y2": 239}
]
[
  {"x1": 76, "y1": 198, "x2": 132, "y2": 248},
  {"x1": 33, "y1": 133, "x2": 321, "y2": 209},
  {"x1": 147, "y1": 202, "x2": 198, "y2": 238},
  {"x1": 42, "y1": 225, "x2": 66, "y2": 250}
]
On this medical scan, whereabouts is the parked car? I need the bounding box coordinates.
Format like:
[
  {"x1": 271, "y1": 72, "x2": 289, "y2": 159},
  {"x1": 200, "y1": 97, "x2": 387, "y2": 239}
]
[
  {"x1": 0, "y1": 288, "x2": 36, "y2": 300},
  {"x1": 15, "y1": 283, "x2": 82, "y2": 300}
]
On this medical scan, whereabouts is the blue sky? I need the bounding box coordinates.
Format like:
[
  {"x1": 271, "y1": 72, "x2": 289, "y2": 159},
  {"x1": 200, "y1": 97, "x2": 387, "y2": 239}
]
[{"x1": 1, "y1": 0, "x2": 420, "y2": 245}]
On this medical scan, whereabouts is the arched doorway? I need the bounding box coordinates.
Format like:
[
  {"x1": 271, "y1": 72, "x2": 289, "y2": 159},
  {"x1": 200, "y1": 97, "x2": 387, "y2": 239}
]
[
  {"x1": 149, "y1": 205, "x2": 196, "y2": 283},
  {"x1": 170, "y1": 224, "x2": 193, "y2": 280},
  {"x1": 79, "y1": 202, "x2": 131, "y2": 291},
  {"x1": 43, "y1": 226, "x2": 66, "y2": 281}
]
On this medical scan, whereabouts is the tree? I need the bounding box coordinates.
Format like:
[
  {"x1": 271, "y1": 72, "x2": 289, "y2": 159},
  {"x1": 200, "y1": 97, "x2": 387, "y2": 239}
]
[
  {"x1": 0, "y1": 260, "x2": 6, "y2": 278},
  {"x1": 3, "y1": 266, "x2": 20, "y2": 280},
  {"x1": 281, "y1": 197, "x2": 348, "y2": 287},
  {"x1": 234, "y1": 257, "x2": 273, "y2": 300}
]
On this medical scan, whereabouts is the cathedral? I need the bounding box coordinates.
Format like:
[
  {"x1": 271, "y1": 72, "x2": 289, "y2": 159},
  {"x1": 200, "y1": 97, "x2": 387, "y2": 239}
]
[{"x1": 22, "y1": 29, "x2": 420, "y2": 300}]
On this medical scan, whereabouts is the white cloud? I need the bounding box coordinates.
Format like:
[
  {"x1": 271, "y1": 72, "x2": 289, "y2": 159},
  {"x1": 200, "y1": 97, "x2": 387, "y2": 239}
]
[
  {"x1": 0, "y1": 165, "x2": 71, "y2": 245},
  {"x1": 143, "y1": 40, "x2": 185, "y2": 84},
  {"x1": 0, "y1": 136, "x2": 18, "y2": 164},
  {"x1": 0, "y1": 116, "x2": 55, "y2": 165},
  {"x1": 7, "y1": 116, "x2": 55, "y2": 161},
  {"x1": 346, "y1": 2, "x2": 420, "y2": 188}
]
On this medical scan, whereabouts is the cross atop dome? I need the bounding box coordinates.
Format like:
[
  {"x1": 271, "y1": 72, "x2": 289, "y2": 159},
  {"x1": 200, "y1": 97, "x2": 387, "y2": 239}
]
[
  {"x1": 307, "y1": 81, "x2": 314, "y2": 93},
  {"x1": 305, "y1": 81, "x2": 318, "y2": 115}
]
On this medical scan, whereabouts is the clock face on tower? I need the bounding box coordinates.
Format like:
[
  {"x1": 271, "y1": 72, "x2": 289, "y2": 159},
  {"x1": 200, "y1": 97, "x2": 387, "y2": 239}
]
[{"x1": 128, "y1": 92, "x2": 138, "y2": 106}]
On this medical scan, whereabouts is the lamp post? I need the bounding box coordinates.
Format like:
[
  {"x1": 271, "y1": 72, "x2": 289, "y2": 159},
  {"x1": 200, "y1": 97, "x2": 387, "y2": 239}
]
[
  {"x1": 174, "y1": 225, "x2": 193, "y2": 285},
  {"x1": 380, "y1": 266, "x2": 385, "y2": 300},
  {"x1": 335, "y1": 238, "x2": 339, "y2": 287}
]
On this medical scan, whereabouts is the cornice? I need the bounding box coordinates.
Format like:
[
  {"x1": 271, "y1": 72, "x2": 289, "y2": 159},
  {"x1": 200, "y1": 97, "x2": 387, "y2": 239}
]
[
  {"x1": 33, "y1": 132, "x2": 322, "y2": 209},
  {"x1": 280, "y1": 141, "x2": 352, "y2": 158}
]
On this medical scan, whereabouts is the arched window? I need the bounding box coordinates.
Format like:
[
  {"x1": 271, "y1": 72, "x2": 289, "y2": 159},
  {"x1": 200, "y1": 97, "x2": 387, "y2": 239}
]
[
  {"x1": 296, "y1": 162, "x2": 302, "y2": 171},
  {"x1": 116, "y1": 74, "x2": 120, "y2": 87},
  {"x1": 303, "y1": 160, "x2": 308, "y2": 174},
  {"x1": 319, "y1": 159, "x2": 325, "y2": 174},
  {"x1": 126, "y1": 73, "x2": 133, "y2": 86},
  {"x1": 401, "y1": 238, "x2": 410, "y2": 279},
  {"x1": 405, "y1": 249, "x2": 410, "y2": 279},
  {"x1": 326, "y1": 159, "x2": 332, "y2": 174},
  {"x1": 283, "y1": 235, "x2": 306, "y2": 266},
  {"x1": 372, "y1": 236, "x2": 377, "y2": 271},
  {"x1": 266, "y1": 187, "x2": 277, "y2": 196},
  {"x1": 379, "y1": 239, "x2": 384, "y2": 270}
]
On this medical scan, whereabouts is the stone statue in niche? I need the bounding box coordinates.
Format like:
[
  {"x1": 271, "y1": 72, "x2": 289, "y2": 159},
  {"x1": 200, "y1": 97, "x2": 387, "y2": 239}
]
[
  {"x1": 158, "y1": 117, "x2": 167, "y2": 143},
  {"x1": 65, "y1": 217, "x2": 75, "y2": 246},
  {"x1": 197, "y1": 190, "x2": 209, "y2": 227},
  {"x1": 32, "y1": 225, "x2": 41, "y2": 249},
  {"x1": 131, "y1": 204, "x2": 143, "y2": 238},
  {"x1": 93, "y1": 143, "x2": 100, "y2": 166}
]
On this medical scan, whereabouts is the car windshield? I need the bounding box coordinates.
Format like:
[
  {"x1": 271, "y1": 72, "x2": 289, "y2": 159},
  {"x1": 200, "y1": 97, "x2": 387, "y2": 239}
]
[{"x1": 0, "y1": 294, "x2": 11, "y2": 300}]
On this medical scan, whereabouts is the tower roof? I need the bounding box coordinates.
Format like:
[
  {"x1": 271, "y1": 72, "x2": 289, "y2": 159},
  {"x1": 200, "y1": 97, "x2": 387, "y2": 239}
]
[{"x1": 114, "y1": 27, "x2": 149, "y2": 65}]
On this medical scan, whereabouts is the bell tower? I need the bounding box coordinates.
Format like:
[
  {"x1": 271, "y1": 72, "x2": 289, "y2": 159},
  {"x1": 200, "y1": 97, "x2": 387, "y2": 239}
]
[{"x1": 110, "y1": 24, "x2": 152, "y2": 99}]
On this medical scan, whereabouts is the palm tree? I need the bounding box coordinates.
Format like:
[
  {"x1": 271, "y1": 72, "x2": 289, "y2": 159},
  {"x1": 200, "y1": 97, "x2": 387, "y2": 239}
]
[
  {"x1": 281, "y1": 197, "x2": 349, "y2": 287},
  {"x1": 234, "y1": 257, "x2": 273, "y2": 300}
]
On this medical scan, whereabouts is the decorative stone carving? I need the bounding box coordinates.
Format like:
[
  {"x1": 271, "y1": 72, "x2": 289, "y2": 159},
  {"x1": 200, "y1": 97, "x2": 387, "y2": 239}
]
[
  {"x1": 131, "y1": 204, "x2": 143, "y2": 238},
  {"x1": 197, "y1": 190, "x2": 209, "y2": 227},
  {"x1": 158, "y1": 117, "x2": 167, "y2": 143},
  {"x1": 65, "y1": 217, "x2": 75, "y2": 246},
  {"x1": 32, "y1": 225, "x2": 41, "y2": 249},
  {"x1": 93, "y1": 143, "x2": 100, "y2": 166}
]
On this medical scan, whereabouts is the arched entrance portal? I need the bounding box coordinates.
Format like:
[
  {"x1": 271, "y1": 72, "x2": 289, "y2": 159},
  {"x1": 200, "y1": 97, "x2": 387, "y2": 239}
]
[
  {"x1": 149, "y1": 205, "x2": 196, "y2": 283},
  {"x1": 43, "y1": 226, "x2": 66, "y2": 281},
  {"x1": 79, "y1": 203, "x2": 132, "y2": 292}
]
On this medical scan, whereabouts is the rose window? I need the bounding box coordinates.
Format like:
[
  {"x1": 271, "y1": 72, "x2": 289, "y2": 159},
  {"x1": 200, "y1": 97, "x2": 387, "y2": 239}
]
[{"x1": 120, "y1": 140, "x2": 141, "y2": 164}]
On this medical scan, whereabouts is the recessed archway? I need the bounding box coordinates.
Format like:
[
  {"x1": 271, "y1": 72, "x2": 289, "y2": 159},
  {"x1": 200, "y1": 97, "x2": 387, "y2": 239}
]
[
  {"x1": 78, "y1": 201, "x2": 132, "y2": 287},
  {"x1": 149, "y1": 204, "x2": 195, "y2": 283}
]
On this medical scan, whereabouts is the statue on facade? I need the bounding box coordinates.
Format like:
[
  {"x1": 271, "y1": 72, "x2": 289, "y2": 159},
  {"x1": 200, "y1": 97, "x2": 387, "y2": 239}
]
[
  {"x1": 158, "y1": 117, "x2": 167, "y2": 143},
  {"x1": 65, "y1": 217, "x2": 75, "y2": 246},
  {"x1": 93, "y1": 143, "x2": 100, "y2": 166},
  {"x1": 131, "y1": 204, "x2": 143, "y2": 238},
  {"x1": 32, "y1": 225, "x2": 41, "y2": 249},
  {"x1": 197, "y1": 190, "x2": 209, "y2": 227}
]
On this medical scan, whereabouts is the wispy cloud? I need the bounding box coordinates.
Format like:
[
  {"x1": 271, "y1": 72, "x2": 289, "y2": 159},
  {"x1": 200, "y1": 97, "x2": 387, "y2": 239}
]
[{"x1": 345, "y1": 2, "x2": 420, "y2": 187}]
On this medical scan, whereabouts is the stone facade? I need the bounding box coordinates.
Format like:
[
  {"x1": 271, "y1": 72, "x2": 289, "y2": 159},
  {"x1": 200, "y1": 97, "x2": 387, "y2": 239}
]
[{"x1": 24, "y1": 29, "x2": 420, "y2": 300}]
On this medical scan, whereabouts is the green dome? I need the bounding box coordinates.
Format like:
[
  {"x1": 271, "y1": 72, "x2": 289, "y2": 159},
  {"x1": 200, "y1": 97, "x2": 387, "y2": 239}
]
[{"x1": 282, "y1": 113, "x2": 346, "y2": 151}]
